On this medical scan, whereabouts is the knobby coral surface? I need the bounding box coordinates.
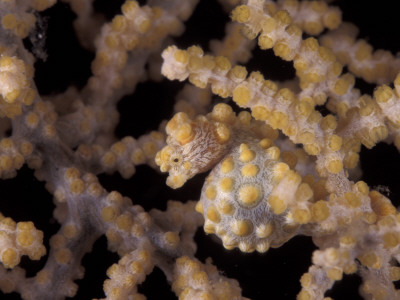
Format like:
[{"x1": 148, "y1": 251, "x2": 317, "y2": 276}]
[{"x1": 0, "y1": 0, "x2": 400, "y2": 299}]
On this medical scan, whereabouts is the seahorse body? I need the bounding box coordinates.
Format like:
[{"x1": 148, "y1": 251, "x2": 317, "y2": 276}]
[{"x1": 156, "y1": 104, "x2": 314, "y2": 252}]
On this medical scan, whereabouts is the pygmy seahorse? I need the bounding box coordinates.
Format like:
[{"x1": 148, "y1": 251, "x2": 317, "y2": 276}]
[{"x1": 156, "y1": 103, "x2": 317, "y2": 253}]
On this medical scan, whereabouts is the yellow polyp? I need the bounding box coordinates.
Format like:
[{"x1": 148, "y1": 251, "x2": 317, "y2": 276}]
[
  {"x1": 335, "y1": 102, "x2": 348, "y2": 117},
  {"x1": 173, "y1": 49, "x2": 189, "y2": 64},
  {"x1": 241, "y1": 164, "x2": 259, "y2": 177},
  {"x1": 370, "y1": 191, "x2": 396, "y2": 216},
  {"x1": 297, "y1": 290, "x2": 312, "y2": 300},
  {"x1": 327, "y1": 268, "x2": 343, "y2": 281},
  {"x1": 259, "y1": 138, "x2": 272, "y2": 149},
  {"x1": 193, "y1": 270, "x2": 208, "y2": 286},
  {"x1": 219, "y1": 177, "x2": 234, "y2": 192},
  {"x1": 299, "y1": 132, "x2": 315, "y2": 144},
  {"x1": 231, "y1": 219, "x2": 253, "y2": 237},
  {"x1": 195, "y1": 201, "x2": 203, "y2": 214},
  {"x1": 0, "y1": 137, "x2": 12, "y2": 149},
  {"x1": 101, "y1": 206, "x2": 119, "y2": 222},
  {"x1": 0, "y1": 155, "x2": 12, "y2": 171},
  {"x1": 164, "y1": 231, "x2": 180, "y2": 248},
  {"x1": 238, "y1": 184, "x2": 261, "y2": 207},
  {"x1": 239, "y1": 241, "x2": 254, "y2": 253},
  {"x1": 205, "y1": 186, "x2": 217, "y2": 200},
  {"x1": 16, "y1": 221, "x2": 34, "y2": 231},
  {"x1": 251, "y1": 106, "x2": 270, "y2": 121},
  {"x1": 265, "y1": 146, "x2": 280, "y2": 160},
  {"x1": 102, "y1": 152, "x2": 116, "y2": 167},
  {"x1": 294, "y1": 57, "x2": 307, "y2": 72},
  {"x1": 183, "y1": 162, "x2": 191, "y2": 170},
  {"x1": 232, "y1": 85, "x2": 252, "y2": 107},
  {"x1": 214, "y1": 123, "x2": 231, "y2": 144},
  {"x1": 304, "y1": 21, "x2": 323, "y2": 35},
  {"x1": 325, "y1": 10, "x2": 341, "y2": 30},
  {"x1": 258, "y1": 34, "x2": 274, "y2": 49},
  {"x1": 70, "y1": 179, "x2": 85, "y2": 195},
  {"x1": 296, "y1": 101, "x2": 312, "y2": 118},
  {"x1": 175, "y1": 123, "x2": 194, "y2": 145},
  {"x1": 370, "y1": 126, "x2": 388, "y2": 144},
  {"x1": 318, "y1": 46, "x2": 335, "y2": 62},
  {"x1": 210, "y1": 103, "x2": 234, "y2": 123},
  {"x1": 159, "y1": 146, "x2": 172, "y2": 162},
  {"x1": 268, "y1": 111, "x2": 288, "y2": 130},
  {"x1": 340, "y1": 235, "x2": 356, "y2": 247},
  {"x1": 277, "y1": 88, "x2": 295, "y2": 104},
  {"x1": 274, "y1": 9, "x2": 291, "y2": 25},
  {"x1": 1, "y1": 248, "x2": 19, "y2": 268},
  {"x1": 55, "y1": 248, "x2": 71, "y2": 265},
  {"x1": 300, "y1": 273, "x2": 313, "y2": 288},
  {"x1": 355, "y1": 41, "x2": 372, "y2": 62},
  {"x1": 256, "y1": 241, "x2": 270, "y2": 253},
  {"x1": 268, "y1": 195, "x2": 287, "y2": 214},
  {"x1": 5, "y1": 89, "x2": 21, "y2": 103},
  {"x1": 1, "y1": 14, "x2": 17, "y2": 29},
  {"x1": 389, "y1": 267, "x2": 400, "y2": 282},
  {"x1": 262, "y1": 16, "x2": 277, "y2": 33},
  {"x1": 229, "y1": 65, "x2": 248, "y2": 81},
  {"x1": 21, "y1": 88, "x2": 36, "y2": 106},
  {"x1": 105, "y1": 34, "x2": 119, "y2": 48},
  {"x1": 272, "y1": 162, "x2": 289, "y2": 181},
  {"x1": 263, "y1": 80, "x2": 278, "y2": 94},
  {"x1": 197, "y1": 56, "x2": 212, "y2": 71},
  {"x1": 311, "y1": 200, "x2": 330, "y2": 222},
  {"x1": 221, "y1": 235, "x2": 236, "y2": 249},
  {"x1": 16, "y1": 231, "x2": 34, "y2": 247},
  {"x1": 239, "y1": 144, "x2": 256, "y2": 162},
  {"x1": 111, "y1": 142, "x2": 126, "y2": 155},
  {"x1": 273, "y1": 42, "x2": 292, "y2": 61},
  {"x1": 286, "y1": 23, "x2": 301, "y2": 37},
  {"x1": 358, "y1": 95, "x2": 375, "y2": 116},
  {"x1": 206, "y1": 206, "x2": 221, "y2": 223},
  {"x1": 333, "y1": 74, "x2": 354, "y2": 96},
  {"x1": 358, "y1": 252, "x2": 382, "y2": 269},
  {"x1": 218, "y1": 200, "x2": 235, "y2": 215},
  {"x1": 220, "y1": 156, "x2": 234, "y2": 173},
  {"x1": 255, "y1": 223, "x2": 273, "y2": 238},
  {"x1": 111, "y1": 15, "x2": 126, "y2": 31},
  {"x1": 345, "y1": 192, "x2": 362, "y2": 208},
  {"x1": 35, "y1": 270, "x2": 50, "y2": 285},
  {"x1": 167, "y1": 174, "x2": 186, "y2": 189},
  {"x1": 187, "y1": 45, "x2": 204, "y2": 56},
  {"x1": 124, "y1": 36, "x2": 138, "y2": 50},
  {"x1": 231, "y1": 5, "x2": 251, "y2": 23},
  {"x1": 188, "y1": 55, "x2": 203, "y2": 71},
  {"x1": 355, "y1": 181, "x2": 369, "y2": 195},
  {"x1": 328, "y1": 135, "x2": 342, "y2": 151},
  {"x1": 138, "y1": 19, "x2": 151, "y2": 34},
  {"x1": 116, "y1": 214, "x2": 133, "y2": 231},
  {"x1": 327, "y1": 159, "x2": 343, "y2": 174},
  {"x1": 293, "y1": 209, "x2": 311, "y2": 224},
  {"x1": 143, "y1": 141, "x2": 157, "y2": 157},
  {"x1": 63, "y1": 224, "x2": 78, "y2": 239},
  {"x1": 320, "y1": 115, "x2": 337, "y2": 132},
  {"x1": 214, "y1": 56, "x2": 231, "y2": 71},
  {"x1": 383, "y1": 232, "x2": 400, "y2": 248},
  {"x1": 296, "y1": 183, "x2": 313, "y2": 201}
]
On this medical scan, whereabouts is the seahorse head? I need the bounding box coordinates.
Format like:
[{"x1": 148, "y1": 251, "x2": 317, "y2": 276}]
[{"x1": 156, "y1": 105, "x2": 235, "y2": 188}]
